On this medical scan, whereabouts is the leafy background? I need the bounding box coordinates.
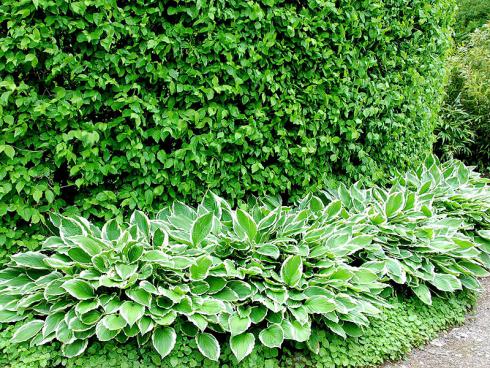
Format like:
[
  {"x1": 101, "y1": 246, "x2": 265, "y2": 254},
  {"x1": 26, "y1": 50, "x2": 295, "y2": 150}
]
[{"x1": 0, "y1": 0, "x2": 455, "y2": 262}]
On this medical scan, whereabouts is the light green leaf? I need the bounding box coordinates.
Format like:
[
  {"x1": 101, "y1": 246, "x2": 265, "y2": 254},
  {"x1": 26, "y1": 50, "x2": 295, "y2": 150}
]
[
  {"x1": 12, "y1": 252, "x2": 48, "y2": 269},
  {"x1": 228, "y1": 315, "x2": 251, "y2": 336},
  {"x1": 120, "y1": 301, "x2": 145, "y2": 326},
  {"x1": 259, "y1": 324, "x2": 284, "y2": 348},
  {"x1": 190, "y1": 255, "x2": 213, "y2": 281},
  {"x1": 12, "y1": 320, "x2": 44, "y2": 343},
  {"x1": 126, "y1": 287, "x2": 152, "y2": 307},
  {"x1": 61, "y1": 279, "x2": 95, "y2": 300},
  {"x1": 196, "y1": 332, "x2": 220, "y2": 361},
  {"x1": 234, "y1": 209, "x2": 257, "y2": 242},
  {"x1": 305, "y1": 295, "x2": 336, "y2": 314},
  {"x1": 385, "y1": 192, "x2": 404, "y2": 218},
  {"x1": 152, "y1": 327, "x2": 176, "y2": 359},
  {"x1": 191, "y1": 212, "x2": 213, "y2": 246},
  {"x1": 62, "y1": 339, "x2": 88, "y2": 358},
  {"x1": 412, "y1": 284, "x2": 432, "y2": 305},
  {"x1": 431, "y1": 273, "x2": 462, "y2": 292},
  {"x1": 280, "y1": 255, "x2": 303, "y2": 287},
  {"x1": 230, "y1": 333, "x2": 255, "y2": 362}
]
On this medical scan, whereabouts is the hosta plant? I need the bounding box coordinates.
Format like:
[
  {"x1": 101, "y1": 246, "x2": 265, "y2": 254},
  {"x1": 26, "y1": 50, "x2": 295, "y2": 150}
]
[{"x1": 0, "y1": 158, "x2": 489, "y2": 362}]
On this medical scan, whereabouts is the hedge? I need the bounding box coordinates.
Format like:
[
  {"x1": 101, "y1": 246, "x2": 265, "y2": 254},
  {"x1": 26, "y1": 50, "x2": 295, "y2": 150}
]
[
  {"x1": 0, "y1": 291, "x2": 476, "y2": 368},
  {"x1": 0, "y1": 0, "x2": 455, "y2": 261}
]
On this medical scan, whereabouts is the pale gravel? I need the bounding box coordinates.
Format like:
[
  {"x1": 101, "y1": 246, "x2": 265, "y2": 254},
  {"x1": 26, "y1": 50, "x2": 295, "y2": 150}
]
[{"x1": 382, "y1": 277, "x2": 490, "y2": 368}]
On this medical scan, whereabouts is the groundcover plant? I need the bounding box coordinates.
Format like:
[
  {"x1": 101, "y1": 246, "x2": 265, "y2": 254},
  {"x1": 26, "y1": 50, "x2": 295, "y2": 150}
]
[{"x1": 0, "y1": 157, "x2": 489, "y2": 362}]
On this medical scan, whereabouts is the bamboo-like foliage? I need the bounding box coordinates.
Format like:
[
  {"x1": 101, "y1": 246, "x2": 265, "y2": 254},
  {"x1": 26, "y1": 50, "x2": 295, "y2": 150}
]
[{"x1": 0, "y1": 158, "x2": 489, "y2": 361}]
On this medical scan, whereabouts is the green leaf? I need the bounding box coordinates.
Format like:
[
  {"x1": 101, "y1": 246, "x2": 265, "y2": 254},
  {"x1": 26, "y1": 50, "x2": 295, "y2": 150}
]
[
  {"x1": 96, "y1": 321, "x2": 119, "y2": 341},
  {"x1": 385, "y1": 192, "x2": 404, "y2": 218},
  {"x1": 102, "y1": 219, "x2": 121, "y2": 241},
  {"x1": 12, "y1": 320, "x2": 44, "y2": 343},
  {"x1": 152, "y1": 327, "x2": 176, "y2": 359},
  {"x1": 12, "y1": 252, "x2": 48, "y2": 269},
  {"x1": 131, "y1": 211, "x2": 151, "y2": 238},
  {"x1": 412, "y1": 284, "x2": 432, "y2": 305},
  {"x1": 259, "y1": 324, "x2": 284, "y2": 348},
  {"x1": 431, "y1": 273, "x2": 462, "y2": 292},
  {"x1": 196, "y1": 332, "x2": 220, "y2": 361},
  {"x1": 126, "y1": 287, "x2": 152, "y2": 307},
  {"x1": 120, "y1": 301, "x2": 145, "y2": 326},
  {"x1": 62, "y1": 339, "x2": 88, "y2": 358},
  {"x1": 190, "y1": 255, "x2": 213, "y2": 281},
  {"x1": 228, "y1": 315, "x2": 251, "y2": 336},
  {"x1": 280, "y1": 255, "x2": 303, "y2": 287},
  {"x1": 191, "y1": 212, "x2": 213, "y2": 246},
  {"x1": 61, "y1": 279, "x2": 95, "y2": 300},
  {"x1": 101, "y1": 314, "x2": 127, "y2": 331},
  {"x1": 325, "y1": 200, "x2": 342, "y2": 218},
  {"x1": 234, "y1": 209, "x2": 257, "y2": 242},
  {"x1": 305, "y1": 295, "x2": 336, "y2": 314},
  {"x1": 230, "y1": 333, "x2": 255, "y2": 362}
]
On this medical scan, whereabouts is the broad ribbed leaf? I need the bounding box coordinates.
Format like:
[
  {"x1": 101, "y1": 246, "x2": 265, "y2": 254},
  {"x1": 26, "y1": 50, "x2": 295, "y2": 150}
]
[
  {"x1": 152, "y1": 327, "x2": 176, "y2": 359},
  {"x1": 385, "y1": 192, "x2": 404, "y2": 218},
  {"x1": 62, "y1": 339, "x2": 88, "y2": 357},
  {"x1": 234, "y1": 209, "x2": 257, "y2": 242},
  {"x1": 191, "y1": 212, "x2": 213, "y2": 246},
  {"x1": 120, "y1": 301, "x2": 145, "y2": 326},
  {"x1": 228, "y1": 315, "x2": 251, "y2": 336},
  {"x1": 305, "y1": 295, "x2": 336, "y2": 314},
  {"x1": 196, "y1": 332, "x2": 220, "y2": 361},
  {"x1": 61, "y1": 279, "x2": 94, "y2": 300},
  {"x1": 11, "y1": 252, "x2": 48, "y2": 269},
  {"x1": 259, "y1": 325, "x2": 284, "y2": 348},
  {"x1": 280, "y1": 255, "x2": 303, "y2": 287},
  {"x1": 126, "y1": 287, "x2": 152, "y2": 307},
  {"x1": 190, "y1": 256, "x2": 213, "y2": 281},
  {"x1": 230, "y1": 333, "x2": 255, "y2": 362},
  {"x1": 12, "y1": 320, "x2": 44, "y2": 343},
  {"x1": 412, "y1": 284, "x2": 432, "y2": 305}
]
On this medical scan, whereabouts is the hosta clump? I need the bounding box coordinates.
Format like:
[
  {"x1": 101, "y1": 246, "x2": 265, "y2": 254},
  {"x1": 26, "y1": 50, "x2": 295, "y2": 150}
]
[
  {"x1": 318, "y1": 157, "x2": 490, "y2": 304},
  {"x1": 1, "y1": 158, "x2": 489, "y2": 362},
  {"x1": 0, "y1": 195, "x2": 388, "y2": 361}
]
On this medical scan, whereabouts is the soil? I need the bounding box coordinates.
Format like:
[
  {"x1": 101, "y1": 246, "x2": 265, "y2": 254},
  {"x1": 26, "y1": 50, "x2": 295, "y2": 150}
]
[{"x1": 383, "y1": 277, "x2": 490, "y2": 368}]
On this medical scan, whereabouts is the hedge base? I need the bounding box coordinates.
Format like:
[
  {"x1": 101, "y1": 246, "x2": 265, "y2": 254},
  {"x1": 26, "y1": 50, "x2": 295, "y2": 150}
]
[{"x1": 0, "y1": 291, "x2": 476, "y2": 368}]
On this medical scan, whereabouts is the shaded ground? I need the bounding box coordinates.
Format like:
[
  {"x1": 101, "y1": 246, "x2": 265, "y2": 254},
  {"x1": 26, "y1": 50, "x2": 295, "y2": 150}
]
[{"x1": 383, "y1": 277, "x2": 490, "y2": 368}]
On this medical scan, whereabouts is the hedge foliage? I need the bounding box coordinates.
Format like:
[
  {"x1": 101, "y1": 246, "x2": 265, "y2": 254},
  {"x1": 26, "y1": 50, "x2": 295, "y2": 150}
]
[
  {"x1": 0, "y1": 291, "x2": 476, "y2": 368},
  {"x1": 0, "y1": 0, "x2": 456, "y2": 261},
  {"x1": 1, "y1": 157, "x2": 489, "y2": 361},
  {"x1": 435, "y1": 22, "x2": 490, "y2": 171}
]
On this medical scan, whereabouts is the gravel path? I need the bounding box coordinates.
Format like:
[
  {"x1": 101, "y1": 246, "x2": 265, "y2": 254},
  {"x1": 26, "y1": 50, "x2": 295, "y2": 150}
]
[{"x1": 383, "y1": 277, "x2": 490, "y2": 368}]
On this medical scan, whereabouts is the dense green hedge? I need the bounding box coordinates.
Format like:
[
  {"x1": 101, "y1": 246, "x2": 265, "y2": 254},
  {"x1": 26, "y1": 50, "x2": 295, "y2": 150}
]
[
  {"x1": 0, "y1": 0, "x2": 455, "y2": 260},
  {"x1": 0, "y1": 291, "x2": 476, "y2": 368}
]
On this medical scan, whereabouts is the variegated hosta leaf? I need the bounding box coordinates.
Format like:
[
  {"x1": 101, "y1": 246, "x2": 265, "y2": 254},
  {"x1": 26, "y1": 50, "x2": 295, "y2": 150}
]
[{"x1": 2, "y1": 158, "x2": 490, "y2": 361}]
